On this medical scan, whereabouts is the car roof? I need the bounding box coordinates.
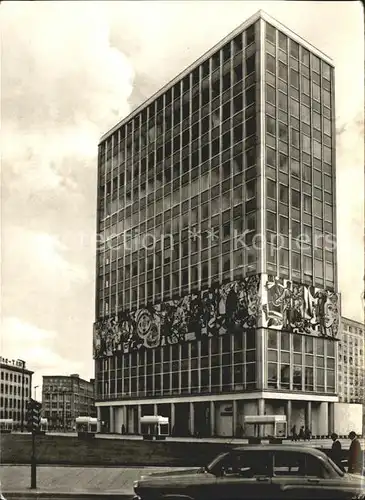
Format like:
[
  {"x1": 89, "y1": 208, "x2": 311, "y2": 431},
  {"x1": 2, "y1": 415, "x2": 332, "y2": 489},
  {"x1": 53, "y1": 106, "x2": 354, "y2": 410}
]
[{"x1": 232, "y1": 445, "x2": 326, "y2": 457}]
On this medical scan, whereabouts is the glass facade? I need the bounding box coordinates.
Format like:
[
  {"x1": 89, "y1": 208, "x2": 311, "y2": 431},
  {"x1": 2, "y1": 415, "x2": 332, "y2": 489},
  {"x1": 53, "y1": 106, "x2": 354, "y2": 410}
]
[
  {"x1": 94, "y1": 15, "x2": 338, "y2": 403},
  {"x1": 263, "y1": 23, "x2": 335, "y2": 289},
  {"x1": 96, "y1": 329, "x2": 336, "y2": 400},
  {"x1": 96, "y1": 330, "x2": 257, "y2": 399},
  {"x1": 97, "y1": 22, "x2": 260, "y2": 317}
]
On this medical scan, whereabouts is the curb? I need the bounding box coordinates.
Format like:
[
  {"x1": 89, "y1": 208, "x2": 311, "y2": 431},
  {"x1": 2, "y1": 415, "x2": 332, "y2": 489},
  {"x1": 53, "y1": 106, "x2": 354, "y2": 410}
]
[{"x1": 2, "y1": 491, "x2": 133, "y2": 499}]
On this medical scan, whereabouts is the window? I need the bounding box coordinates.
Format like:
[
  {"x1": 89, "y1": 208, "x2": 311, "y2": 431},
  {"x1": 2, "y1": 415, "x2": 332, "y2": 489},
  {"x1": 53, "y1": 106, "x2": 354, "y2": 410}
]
[
  {"x1": 313, "y1": 141, "x2": 322, "y2": 160},
  {"x1": 266, "y1": 53, "x2": 276, "y2": 74},
  {"x1": 279, "y1": 216, "x2": 289, "y2": 234},
  {"x1": 323, "y1": 117, "x2": 331, "y2": 136},
  {"x1": 279, "y1": 153, "x2": 288, "y2": 172},
  {"x1": 303, "y1": 194, "x2": 312, "y2": 214},
  {"x1": 279, "y1": 184, "x2": 288, "y2": 204},
  {"x1": 278, "y1": 122, "x2": 288, "y2": 142},
  {"x1": 302, "y1": 134, "x2": 311, "y2": 154},
  {"x1": 266, "y1": 23, "x2": 276, "y2": 43},
  {"x1": 279, "y1": 62, "x2": 288, "y2": 81},
  {"x1": 301, "y1": 104, "x2": 310, "y2": 125},
  {"x1": 291, "y1": 128, "x2": 299, "y2": 148},
  {"x1": 278, "y1": 32, "x2": 287, "y2": 51},
  {"x1": 266, "y1": 147, "x2": 276, "y2": 167},
  {"x1": 266, "y1": 84, "x2": 276, "y2": 105},
  {"x1": 218, "y1": 451, "x2": 272, "y2": 478},
  {"x1": 290, "y1": 40, "x2": 299, "y2": 59},
  {"x1": 290, "y1": 69, "x2": 299, "y2": 88},
  {"x1": 291, "y1": 159, "x2": 299, "y2": 178},
  {"x1": 290, "y1": 98, "x2": 299, "y2": 118},
  {"x1": 278, "y1": 92, "x2": 287, "y2": 111},
  {"x1": 301, "y1": 77, "x2": 309, "y2": 95},
  {"x1": 266, "y1": 115, "x2": 276, "y2": 136},
  {"x1": 312, "y1": 55, "x2": 320, "y2": 73},
  {"x1": 301, "y1": 47, "x2": 309, "y2": 66},
  {"x1": 274, "y1": 452, "x2": 326, "y2": 478},
  {"x1": 291, "y1": 189, "x2": 300, "y2": 209},
  {"x1": 267, "y1": 211, "x2": 277, "y2": 231},
  {"x1": 267, "y1": 179, "x2": 277, "y2": 199}
]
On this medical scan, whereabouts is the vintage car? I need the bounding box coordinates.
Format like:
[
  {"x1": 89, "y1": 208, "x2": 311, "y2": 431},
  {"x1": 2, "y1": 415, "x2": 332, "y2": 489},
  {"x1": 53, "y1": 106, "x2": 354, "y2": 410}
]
[{"x1": 133, "y1": 445, "x2": 365, "y2": 500}]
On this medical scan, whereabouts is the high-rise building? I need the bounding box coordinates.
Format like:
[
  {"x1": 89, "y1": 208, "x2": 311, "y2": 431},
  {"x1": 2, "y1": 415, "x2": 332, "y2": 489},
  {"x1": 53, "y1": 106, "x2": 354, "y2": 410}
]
[
  {"x1": 93, "y1": 10, "x2": 340, "y2": 437},
  {"x1": 42, "y1": 374, "x2": 95, "y2": 430},
  {"x1": 0, "y1": 357, "x2": 33, "y2": 429},
  {"x1": 338, "y1": 317, "x2": 365, "y2": 405}
]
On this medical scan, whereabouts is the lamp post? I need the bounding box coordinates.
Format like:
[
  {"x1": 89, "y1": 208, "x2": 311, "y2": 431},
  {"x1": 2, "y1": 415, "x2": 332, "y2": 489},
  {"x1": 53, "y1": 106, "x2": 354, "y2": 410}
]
[
  {"x1": 18, "y1": 359, "x2": 26, "y2": 433},
  {"x1": 34, "y1": 385, "x2": 39, "y2": 401}
]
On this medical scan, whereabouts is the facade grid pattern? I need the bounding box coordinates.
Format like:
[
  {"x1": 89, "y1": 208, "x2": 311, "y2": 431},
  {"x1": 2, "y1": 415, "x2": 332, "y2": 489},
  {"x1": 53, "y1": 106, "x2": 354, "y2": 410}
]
[{"x1": 94, "y1": 13, "x2": 338, "y2": 416}]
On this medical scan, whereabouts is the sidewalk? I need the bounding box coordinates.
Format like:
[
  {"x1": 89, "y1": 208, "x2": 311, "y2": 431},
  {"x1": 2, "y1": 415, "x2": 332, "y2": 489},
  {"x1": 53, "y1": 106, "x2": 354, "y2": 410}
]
[{"x1": 1, "y1": 465, "x2": 181, "y2": 497}]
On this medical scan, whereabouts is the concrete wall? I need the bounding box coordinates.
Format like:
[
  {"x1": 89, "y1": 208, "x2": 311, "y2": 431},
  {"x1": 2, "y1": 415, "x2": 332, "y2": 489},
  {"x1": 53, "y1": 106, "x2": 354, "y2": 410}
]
[{"x1": 334, "y1": 403, "x2": 363, "y2": 435}]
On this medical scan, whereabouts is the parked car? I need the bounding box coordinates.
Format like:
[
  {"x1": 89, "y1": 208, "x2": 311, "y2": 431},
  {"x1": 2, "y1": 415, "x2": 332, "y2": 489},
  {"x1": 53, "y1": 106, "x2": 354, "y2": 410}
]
[{"x1": 133, "y1": 445, "x2": 365, "y2": 500}]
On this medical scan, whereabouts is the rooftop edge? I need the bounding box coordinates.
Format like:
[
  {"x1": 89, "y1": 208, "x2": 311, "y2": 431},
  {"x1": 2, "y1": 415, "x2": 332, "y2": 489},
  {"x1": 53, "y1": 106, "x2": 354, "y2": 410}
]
[{"x1": 99, "y1": 9, "x2": 334, "y2": 144}]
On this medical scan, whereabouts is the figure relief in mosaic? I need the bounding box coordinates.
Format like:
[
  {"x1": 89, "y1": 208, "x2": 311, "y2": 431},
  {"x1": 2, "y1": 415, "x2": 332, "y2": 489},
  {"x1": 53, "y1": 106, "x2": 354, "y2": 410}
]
[
  {"x1": 93, "y1": 275, "x2": 261, "y2": 357},
  {"x1": 262, "y1": 275, "x2": 340, "y2": 338}
]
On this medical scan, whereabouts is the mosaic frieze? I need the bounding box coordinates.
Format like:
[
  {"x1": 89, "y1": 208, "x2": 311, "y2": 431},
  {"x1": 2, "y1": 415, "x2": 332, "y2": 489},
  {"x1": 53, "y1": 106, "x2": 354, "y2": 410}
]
[
  {"x1": 261, "y1": 275, "x2": 340, "y2": 338},
  {"x1": 93, "y1": 275, "x2": 261, "y2": 358}
]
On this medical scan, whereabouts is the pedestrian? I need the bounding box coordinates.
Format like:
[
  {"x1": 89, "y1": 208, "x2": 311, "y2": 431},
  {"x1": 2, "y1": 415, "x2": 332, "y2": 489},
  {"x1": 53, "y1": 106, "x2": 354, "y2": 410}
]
[
  {"x1": 299, "y1": 426, "x2": 305, "y2": 441},
  {"x1": 305, "y1": 427, "x2": 311, "y2": 441},
  {"x1": 348, "y1": 431, "x2": 363, "y2": 474},
  {"x1": 291, "y1": 425, "x2": 298, "y2": 442},
  {"x1": 330, "y1": 433, "x2": 344, "y2": 471}
]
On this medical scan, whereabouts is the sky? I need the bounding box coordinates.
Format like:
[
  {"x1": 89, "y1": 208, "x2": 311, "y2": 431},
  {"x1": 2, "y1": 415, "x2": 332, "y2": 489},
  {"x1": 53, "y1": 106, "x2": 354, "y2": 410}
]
[{"x1": 1, "y1": 1, "x2": 364, "y2": 393}]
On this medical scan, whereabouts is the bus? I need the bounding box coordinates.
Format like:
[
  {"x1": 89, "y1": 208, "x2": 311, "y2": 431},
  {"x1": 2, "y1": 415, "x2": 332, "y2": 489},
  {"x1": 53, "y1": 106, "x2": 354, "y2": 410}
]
[
  {"x1": 75, "y1": 416, "x2": 98, "y2": 439},
  {"x1": 140, "y1": 415, "x2": 169, "y2": 440},
  {"x1": 0, "y1": 418, "x2": 13, "y2": 433}
]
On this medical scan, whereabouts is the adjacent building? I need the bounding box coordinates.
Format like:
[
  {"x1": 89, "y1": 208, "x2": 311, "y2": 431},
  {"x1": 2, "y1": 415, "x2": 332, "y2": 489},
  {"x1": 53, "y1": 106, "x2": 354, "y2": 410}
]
[
  {"x1": 0, "y1": 357, "x2": 33, "y2": 429},
  {"x1": 338, "y1": 317, "x2": 365, "y2": 404},
  {"x1": 42, "y1": 374, "x2": 95, "y2": 430},
  {"x1": 93, "y1": 10, "x2": 340, "y2": 437}
]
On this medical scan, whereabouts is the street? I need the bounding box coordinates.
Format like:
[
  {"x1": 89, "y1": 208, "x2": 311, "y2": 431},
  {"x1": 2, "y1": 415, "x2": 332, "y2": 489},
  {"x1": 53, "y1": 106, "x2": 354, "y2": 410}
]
[{"x1": 1, "y1": 465, "x2": 182, "y2": 498}]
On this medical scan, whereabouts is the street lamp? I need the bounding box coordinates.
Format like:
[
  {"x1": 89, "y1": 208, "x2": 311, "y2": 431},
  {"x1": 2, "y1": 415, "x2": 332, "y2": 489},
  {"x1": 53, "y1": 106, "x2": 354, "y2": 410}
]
[
  {"x1": 34, "y1": 385, "x2": 39, "y2": 401},
  {"x1": 18, "y1": 359, "x2": 26, "y2": 433}
]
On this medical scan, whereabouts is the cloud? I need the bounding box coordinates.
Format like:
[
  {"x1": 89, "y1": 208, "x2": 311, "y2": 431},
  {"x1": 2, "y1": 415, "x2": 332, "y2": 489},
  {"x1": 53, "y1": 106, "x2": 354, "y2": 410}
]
[
  {"x1": 1, "y1": 317, "x2": 84, "y2": 390},
  {"x1": 2, "y1": 1, "x2": 134, "y2": 198},
  {"x1": 2, "y1": 226, "x2": 88, "y2": 324}
]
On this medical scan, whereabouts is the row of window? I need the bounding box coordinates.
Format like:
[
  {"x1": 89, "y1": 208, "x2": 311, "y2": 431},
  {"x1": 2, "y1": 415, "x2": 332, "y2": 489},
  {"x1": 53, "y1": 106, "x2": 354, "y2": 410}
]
[
  {"x1": 100, "y1": 72, "x2": 257, "y2": 176},
  {"x1": 0, "y1": 372, "x2": 30, "y2": 383},
  {"x1": 0, "y1": 410, "x2": 22, "y2": 420},
  {"x1": 0, "y1": 385, "x2": 29, "y2": 397},
  {"x1": 96, "y1": 361, "x2": 335, "y2": 400},
  {"x1": 0, "y1": 397, "x2": 24, "y2": 408},
  {"x1": 101, "y1": 20, "x2": 330, "y2": 159}
]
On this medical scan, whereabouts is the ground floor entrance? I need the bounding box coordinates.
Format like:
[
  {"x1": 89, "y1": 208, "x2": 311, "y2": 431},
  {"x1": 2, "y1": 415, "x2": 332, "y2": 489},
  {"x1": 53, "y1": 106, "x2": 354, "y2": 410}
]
[{"x1": 97, "y1": 394, "x2": 337, "y2": 439}]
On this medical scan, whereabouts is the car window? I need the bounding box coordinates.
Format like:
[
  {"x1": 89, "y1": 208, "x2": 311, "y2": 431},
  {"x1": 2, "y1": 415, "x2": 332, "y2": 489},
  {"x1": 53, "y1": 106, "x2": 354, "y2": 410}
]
[
  {"x1": 273, "y1": 452, "x2": 326, "y2": 478},
  {"x1": 220, "y1": 451, "x2": 272, "y2": 478}
]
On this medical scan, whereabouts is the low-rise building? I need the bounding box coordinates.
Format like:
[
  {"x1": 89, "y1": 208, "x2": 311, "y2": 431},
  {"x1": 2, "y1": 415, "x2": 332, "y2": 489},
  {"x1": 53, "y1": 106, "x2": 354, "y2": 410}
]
[
  {"x1": 42, "y1": 374, "x2": 95, "y2": 430},
  {"x1": 0, "y1": 357, "x2": 33, "y2": 429},
  {"x1": 338, "y1": 317, "x2": 365, "y2": 405}
]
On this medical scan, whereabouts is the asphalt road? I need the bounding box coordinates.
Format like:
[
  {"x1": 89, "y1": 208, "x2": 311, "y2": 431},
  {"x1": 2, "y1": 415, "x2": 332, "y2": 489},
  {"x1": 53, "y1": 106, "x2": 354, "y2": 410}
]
[{"x1": 1, "y1": 465, "x2": 182, "y2": 498}]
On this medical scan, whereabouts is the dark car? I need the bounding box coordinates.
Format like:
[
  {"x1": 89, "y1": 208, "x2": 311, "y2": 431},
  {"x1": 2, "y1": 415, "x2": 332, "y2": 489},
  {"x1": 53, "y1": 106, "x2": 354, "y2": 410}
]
[{"x1": 133, "y1": 445, "x2": 365, "y2": 500}]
